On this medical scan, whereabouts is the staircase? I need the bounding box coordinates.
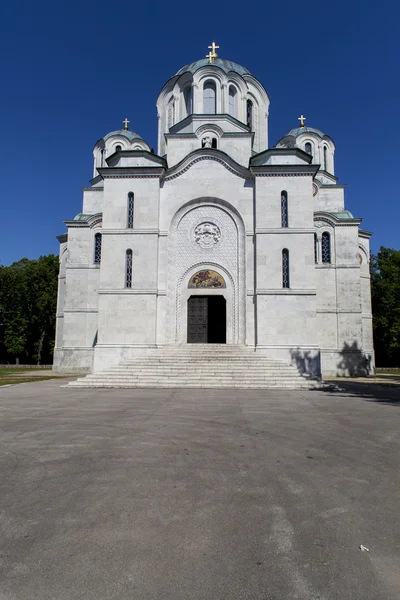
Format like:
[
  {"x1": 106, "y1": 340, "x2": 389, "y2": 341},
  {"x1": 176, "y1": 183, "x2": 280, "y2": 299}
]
[{"x1": 68, "y1": 345, "x2": 322, "y2": 389}]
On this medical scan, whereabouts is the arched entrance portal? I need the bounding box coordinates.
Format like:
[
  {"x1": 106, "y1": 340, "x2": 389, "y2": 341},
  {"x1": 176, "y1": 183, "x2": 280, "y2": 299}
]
[{"x1": 187, "y1": 295, "x2": 226, "y2": 343}]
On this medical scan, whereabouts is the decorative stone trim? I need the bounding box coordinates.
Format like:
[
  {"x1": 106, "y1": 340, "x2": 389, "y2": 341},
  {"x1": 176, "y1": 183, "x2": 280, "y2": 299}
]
[
  {"x1": 256, "y1": 289, "x2": 317, "y2": 295},
  {"x1": 98, "y1": 289, "x2": 158, "y2": 295},
  {"x1": 101, "y1": 229, "x2": 159, "y2": 235},
  {"x1": 256, "y1": 228, "x2": 315, "y2": 234}
]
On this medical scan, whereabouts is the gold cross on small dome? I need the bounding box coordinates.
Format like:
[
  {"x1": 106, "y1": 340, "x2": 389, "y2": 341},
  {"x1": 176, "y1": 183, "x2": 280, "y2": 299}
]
[
  {"x1": 122, "y1": 117, "x2": 130, "y2": 130},
  {"x1": 298, "y1": 114, "x2": 306, "y2": 127},
  {"x1": 206, "y1": 41, "x2": 220, "y2": 64}
]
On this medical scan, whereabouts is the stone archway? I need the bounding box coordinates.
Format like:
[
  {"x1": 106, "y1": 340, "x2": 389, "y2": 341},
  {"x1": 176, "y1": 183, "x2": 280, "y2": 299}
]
[{"x1": 166, "y1": 198, "x2": 246, "y2": 345}]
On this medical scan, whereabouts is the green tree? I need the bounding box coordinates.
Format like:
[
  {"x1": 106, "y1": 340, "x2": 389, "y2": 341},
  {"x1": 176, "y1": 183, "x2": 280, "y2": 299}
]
[
  {"x1": 0, "y1": 255, "x2": 59, "y2": 364},
  {"x1": 370, "y1": 247, "x2": 400, "y2": 367}
]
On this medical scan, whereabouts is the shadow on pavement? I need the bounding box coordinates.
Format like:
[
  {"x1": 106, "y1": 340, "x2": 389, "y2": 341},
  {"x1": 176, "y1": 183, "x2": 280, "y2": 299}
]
[{"x1": 323, "y1": 379, "x2": 400, "y2": 406}]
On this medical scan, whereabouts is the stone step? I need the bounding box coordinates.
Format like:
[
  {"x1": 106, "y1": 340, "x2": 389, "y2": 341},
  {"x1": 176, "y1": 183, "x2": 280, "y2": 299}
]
[{"x1": 68, "y1": 346, "x2": 320, "y2": 389}]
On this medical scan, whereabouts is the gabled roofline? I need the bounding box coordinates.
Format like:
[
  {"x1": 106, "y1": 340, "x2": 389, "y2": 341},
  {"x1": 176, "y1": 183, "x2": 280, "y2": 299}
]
[
  {"x1": 163, "y1": 148, "x2": 252, "y2": 181},
  {"x1": 250, "y1": 147, "x2": 313, "y2": 166},
  {"x1": 105, "y1": 149, "x2": 166, "y2": 167},
  {"x1": 169, "y1": 113, "x2": 251, "y2": 134},
  {"x1": 314, "y1": 211, "x2": 362, "y2": 226}
]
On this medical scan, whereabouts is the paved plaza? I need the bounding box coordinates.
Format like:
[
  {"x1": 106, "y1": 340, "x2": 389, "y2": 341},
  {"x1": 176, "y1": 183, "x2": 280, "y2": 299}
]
[{"x1": 0, "y1": 379, "x2": 399, "y2": 599}]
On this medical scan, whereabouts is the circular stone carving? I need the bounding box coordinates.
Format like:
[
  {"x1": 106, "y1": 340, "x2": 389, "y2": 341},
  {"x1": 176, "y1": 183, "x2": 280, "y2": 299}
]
[
  {"x1": 312, "y1": 183, "x2": 318, "y2": 197},
  {"x1": 194, "y1": 222, "x2": 221, "y2": 248}
]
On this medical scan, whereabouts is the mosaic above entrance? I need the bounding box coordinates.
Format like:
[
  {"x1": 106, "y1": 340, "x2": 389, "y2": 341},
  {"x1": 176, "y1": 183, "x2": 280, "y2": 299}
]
[{"x1": 188, "y1": 270, "x2": 226, "y2": 288}]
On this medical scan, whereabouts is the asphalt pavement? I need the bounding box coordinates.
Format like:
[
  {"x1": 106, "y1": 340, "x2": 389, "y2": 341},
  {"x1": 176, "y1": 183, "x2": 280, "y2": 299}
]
[{"x1": 0, "y1": 379, "x2": 399, "y2": 600}]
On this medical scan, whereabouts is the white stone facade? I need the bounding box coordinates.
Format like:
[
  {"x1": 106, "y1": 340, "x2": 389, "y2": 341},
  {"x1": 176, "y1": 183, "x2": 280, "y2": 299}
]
[{"x1": 53, "y1": 55, "x2": 374, "y2": 377}]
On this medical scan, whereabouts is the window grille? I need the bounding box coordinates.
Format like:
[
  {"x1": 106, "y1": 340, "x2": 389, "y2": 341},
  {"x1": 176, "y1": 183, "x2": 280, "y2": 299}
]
[
  {"x1": 314, "y1": 233, "x2": 318, "y2": 264},
  {"x1": 246, "y1": 100, "x2": 253, "y2": 128},
  {"x1": 305, "y1": 142, "x2": 312, "y2": 156},
  {"x1": 126, "y1": 249, "x2": 133, "y2": 288},
  {"x1": 203, "y1": 81, "x2": 216, "y2": 114},
  {"x1": 281, "y1": 191, "x2": 288, "y2": 227},
  {"x1": 94, "y1": 233, "x2": 102, "y2": 265},
  {"x1": 282, "y1": 249, "x2": 290, "y2": 288},
  {"x1": 324, "y1": 146, "x2": 328, "y2": 171},
  {"x1": 321, "y1": 232, "x2": 331, "y2": 263},
  {"x1": 127, "y1": 193, "x2": 134, "y2": 228}
]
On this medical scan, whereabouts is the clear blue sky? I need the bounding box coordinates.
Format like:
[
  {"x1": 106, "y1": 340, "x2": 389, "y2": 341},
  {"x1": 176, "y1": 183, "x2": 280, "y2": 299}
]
[{"x1": 0, "y1": 0, "x2": 398, "y2": 265}]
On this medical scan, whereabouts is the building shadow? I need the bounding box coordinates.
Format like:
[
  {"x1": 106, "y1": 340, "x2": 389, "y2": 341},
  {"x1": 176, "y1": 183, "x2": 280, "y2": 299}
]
[
  {"x1": 290, "y1": 348, "x2": 321, "y2": 378},
  {"x1": 337, "y1": 341, "x2": 373, "y2": 376},
  {"x1": 322, "y1": 379, "x2": 400, "y2": 406}
]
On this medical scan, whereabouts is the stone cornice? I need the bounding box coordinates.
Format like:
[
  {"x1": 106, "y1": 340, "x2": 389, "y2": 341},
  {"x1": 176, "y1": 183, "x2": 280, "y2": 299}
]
[
  {"x1": 169, "y1": 113, "x2": 250, "y2": 135},
  {"x1": 105, "y1": 150, "x2": 166, "y2": 168},
  {"x1": 82, "y1": 186, "x2": 103, "y2": 192},
  {"x1": 256, "y1": 228, "x2": 315, "y2": 234},
  {"x1": 256, "y1": 289, "x2": 317, "y2": 295},
  {"x1": 359, "y1": 228, "x2": 372, "y2": 239},
  {"x1": 250, "y1": 147, "x2": 312, "y2": 166},
  {"x1": 314, "y1": 211, "x2": 362, "y2": 226},
  {"x1": 64, "y1": 213, "x2": 102, "y2": 228},
  {"x1": 97, "y1": 166, "x2": 165, "y2": 179},
  {"x1": 164, "y1": 148, "x2": 252, "y2": 181},
  {"x1": 250, "y1": 164, "x2": 318, "y2": 177}
]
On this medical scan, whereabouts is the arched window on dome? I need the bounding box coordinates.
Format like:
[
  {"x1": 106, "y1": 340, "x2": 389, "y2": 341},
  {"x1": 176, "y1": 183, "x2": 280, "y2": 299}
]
[
  {"x1": 184, "y1": 86, "x2": 192, "y2": 117},
  {"x1": 282, "y1": 249, "x2": 290, "y2": 288},
  {"x1": 126, "y1": 249, "x2": 133, "y2": 288},
  {"x1": 94, "y1": 233, "x2": 102, "y2": 265},
  {"x1": 321, "y1": 232, "x2": 331, "y2": 263},
  {"x1": 305, "y1": 142, "x2": 312, "y2": 156},
  {"x1": 323, "y1": 146, "x2": 328, "y2": 171},
  {"x1": 246, "y1": 100, "x2": 253, "y2": 129},
  {"x1": 203, "y1": 81, "x2": 216, "y2": 114},
  {"x1": 228, "y1": 86, "x2": 237, "y2": 118}
]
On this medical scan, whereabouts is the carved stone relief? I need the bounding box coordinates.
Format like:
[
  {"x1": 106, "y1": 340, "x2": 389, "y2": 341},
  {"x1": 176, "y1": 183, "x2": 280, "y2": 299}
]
[{"x1": 194, "y1": 222, "x2": 221, "y2": 248}]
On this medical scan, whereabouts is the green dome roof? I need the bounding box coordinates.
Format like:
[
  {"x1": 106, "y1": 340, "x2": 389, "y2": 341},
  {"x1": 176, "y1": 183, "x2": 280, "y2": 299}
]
[
  {"x1": 176, "y1": 58, "x2": 250, "y2": 76},
  {"x1": 103, "y1": 130, "x2": 144, "y2": 142},
  {"x1": 287, "y1": 126, "x2": 325, "y2": 138}
]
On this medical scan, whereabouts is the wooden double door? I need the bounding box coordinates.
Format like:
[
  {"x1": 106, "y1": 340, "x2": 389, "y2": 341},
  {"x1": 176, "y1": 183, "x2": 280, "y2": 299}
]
[{"x1": 187, "y1": 296, "x2": 226, "y2": 344}]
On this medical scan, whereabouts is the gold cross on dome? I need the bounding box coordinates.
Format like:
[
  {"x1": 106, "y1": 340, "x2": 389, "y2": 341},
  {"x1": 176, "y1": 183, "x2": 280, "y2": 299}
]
[
  {"x1": 122, "y1": 117, "x2": 130, "y2": 130},
  {"x1": 298, "y1": 114, "x2": 306, "y2": 127},
  {"x1": 206, "y1": 41, "x2": 220, "y2": 63}
]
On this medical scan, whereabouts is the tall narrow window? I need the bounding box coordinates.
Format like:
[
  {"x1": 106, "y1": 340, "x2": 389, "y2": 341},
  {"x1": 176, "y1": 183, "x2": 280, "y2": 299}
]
[
  {"x1": 282, "y1": 249, "x2": 290, "y2": 288},
  {"x1": 127, "y1": 192, "x2": 134, "y2": 228},
  {"x1": 228, "y1": 86, "x2": 237, "y2": 117},
  {"x1": 305, "y1": 142, "x2": 312, "y2": 156},
  {"x1": 203, "y1": 81, "x2": 216, "y2": 114},
  {"x1": 323, "y1": 146, "x2": 328, "y2": 171},
  {"x1": 126, "y1": 249, "x2": 133, "y2": 288},
  {"x1": 246, "y1": 100, "x2": 253, "y2": 128},
  {"x1": 314, "y1": 233, "x2": 318, "y2": 263},
  {"x1": 321, "y1": 232, "x2": 331, "y2": 263},
  {"x1": 94, "y1": 233, "x2": 102, "y2": 265},
  {"x1": 281, "y1": 191, "x2": 288, "y2": 227},
  {"x1": 184, "y1": 86, "x2": 192, "y2": 116}
]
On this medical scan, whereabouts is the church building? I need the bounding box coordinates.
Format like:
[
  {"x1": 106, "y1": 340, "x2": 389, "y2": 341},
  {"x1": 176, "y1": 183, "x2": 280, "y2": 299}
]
[{"x1": 54, "y1": 44, "x2": 374, "y2": 384}]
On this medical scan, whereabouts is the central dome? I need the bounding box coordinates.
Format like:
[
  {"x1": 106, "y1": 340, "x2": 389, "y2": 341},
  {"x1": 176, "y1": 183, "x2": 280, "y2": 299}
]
[{"x1": 176, "y1": 58, "x2": 250, "y2": 77}]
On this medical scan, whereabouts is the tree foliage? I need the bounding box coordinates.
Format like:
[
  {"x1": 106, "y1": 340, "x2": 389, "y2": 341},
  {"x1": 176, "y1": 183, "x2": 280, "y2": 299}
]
[
  {"x1": 0, "y1": 255, "x2": 59, "y2": 364},
  {"x1": 370, "y1": 247, "x2": 400, "y2": 367}
]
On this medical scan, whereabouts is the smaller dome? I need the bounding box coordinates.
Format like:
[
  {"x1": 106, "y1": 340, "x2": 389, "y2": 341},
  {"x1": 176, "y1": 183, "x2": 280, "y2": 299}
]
[
  {"x1": 176, "y1": 58, "x2": 250, "y2": 77},
  {"x1": 287, "y1": 126, "x2": 326, "y2": 138},
  {"x1": 103, "y1": 129, "x2": 144, "y2": 142}
]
